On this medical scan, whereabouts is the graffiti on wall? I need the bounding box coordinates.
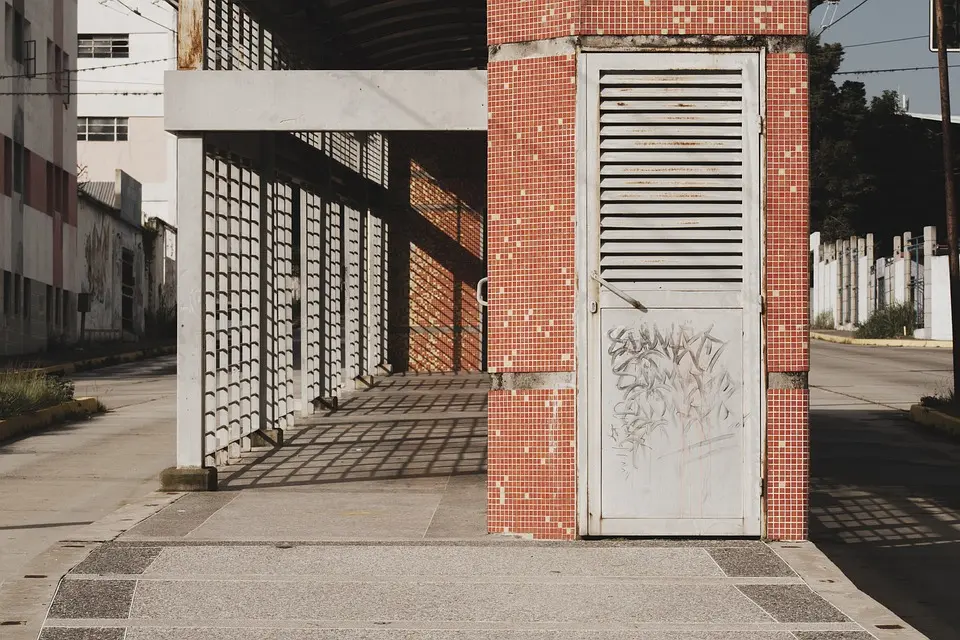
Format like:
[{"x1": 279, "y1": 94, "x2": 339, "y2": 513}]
[{"x1": 606, "y1": 322, "x2": 739, "y2": 473}]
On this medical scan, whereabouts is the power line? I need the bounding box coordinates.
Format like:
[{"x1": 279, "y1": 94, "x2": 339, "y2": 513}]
[
  {"x1": 821, "y1": 0, "x2": 873, "y2": 33},
  {"x1": 107, "y1": 0, "x2": 176, "y2": 33},
  {"x1": 844, "y1": 34, "x2": 928, "y2": 48},
  {"x1": 0, "y1": 91, "x2": 163, "y2": 96},
  {"x1": 837, "y1": 64, "x2": 960, "y2": 75},
  {"x1": 0, "y1": 56, "x2": 174, "y2": 80}
]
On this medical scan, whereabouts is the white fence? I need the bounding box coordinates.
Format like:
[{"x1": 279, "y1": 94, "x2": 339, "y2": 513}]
[{"x1": 810, "y1": 227, "x2": 952, "y2": 340}]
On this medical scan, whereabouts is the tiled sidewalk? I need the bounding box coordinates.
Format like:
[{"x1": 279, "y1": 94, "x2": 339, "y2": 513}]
[{"x1": 10, "y1": 371, "x2": 919, "y2": 640}]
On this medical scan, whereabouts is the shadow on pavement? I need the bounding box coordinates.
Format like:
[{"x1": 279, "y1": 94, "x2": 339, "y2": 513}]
[{"x1": 810, "y1": 407, "x2": 960, "y2": 640}]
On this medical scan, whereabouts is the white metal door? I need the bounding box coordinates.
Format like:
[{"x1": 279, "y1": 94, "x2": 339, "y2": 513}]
[{"x1": 582, "y1": 52, "x2": 763, "y2": 536}]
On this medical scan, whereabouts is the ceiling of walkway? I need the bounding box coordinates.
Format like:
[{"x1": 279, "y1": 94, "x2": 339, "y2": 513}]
[{"x1": 240, "y1": 0, "x2": 487, "y2": 70}]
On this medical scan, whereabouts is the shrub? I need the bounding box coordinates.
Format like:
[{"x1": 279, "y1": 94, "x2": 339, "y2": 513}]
[
  {"x1": 0, "y1": 369, "x2": 75, "y2": 420},
  {"x1": 854, "y1": 303, "x2": 917, "y2": 339},
  {"x1": 810, "y1": 311, "x2": 835, "y2": 331}
]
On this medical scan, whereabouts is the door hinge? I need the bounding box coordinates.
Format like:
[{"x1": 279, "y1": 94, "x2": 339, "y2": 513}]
[
  {"x1": 760, "y1": 294, "x2": 766, "y2": 316},
  {"x1": 759, "y1": 115, "x2": 765, "y2": 136},
  {"x1": 760, "y1": 476, "x2": 766, "y2": 497}
]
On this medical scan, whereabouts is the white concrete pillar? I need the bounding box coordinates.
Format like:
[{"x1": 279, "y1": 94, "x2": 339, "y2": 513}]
[
  {"x1": 924, "y1": 226, "x2": 937, "y2": 333},
  {"x1": 835, "y1": 239, "x2": 844, "y2": 326},
  {"x1": 850, "y1": 235, "x2": 859, "y2": 326},
  {"x1": 175, "y1": 135, "x2": 205, "y2": 469},
  {"x1": 865, "y1": 233, "x2": 875, "y2": 315},
  {"x1": 902, "y1": 231, "x2": 912, "y2": 306}
]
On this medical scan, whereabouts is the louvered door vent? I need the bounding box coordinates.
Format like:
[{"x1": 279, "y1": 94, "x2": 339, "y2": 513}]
[{"x1": 599, "y1": 70, "x2": 746, "y2": 286}]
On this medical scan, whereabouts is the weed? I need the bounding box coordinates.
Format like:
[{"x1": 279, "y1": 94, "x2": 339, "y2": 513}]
[
  {"x1": 854, "y1": 303, "x2": 917, "y2": 339},
  {"x1": 810, "y1": 311, "x2": 835, "y2": 331},
  {"x1": 0, "y1": 370, "x2": 75, "y2": 420}
]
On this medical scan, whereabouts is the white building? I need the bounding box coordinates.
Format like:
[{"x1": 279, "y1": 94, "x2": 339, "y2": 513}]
[
  {"x1": 0, "y1": 0, "x2": 80, "y2": 356},
  {"x1": 76, "y1": 0, "x2": 177, "y2": 226}
]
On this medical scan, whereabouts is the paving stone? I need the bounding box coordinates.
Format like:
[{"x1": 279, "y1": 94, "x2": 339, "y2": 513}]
[
  {"x1": 736, "y1": 584, "x2": 851, "y2": 623},
  {"x1": 122, "y1": 493, "x2": 237, "y2": 539},
  {"x1": 182, "y1": 492, "x2": 443, "y2": 540},
  {"x1": 39, "y1": 629, "x2": 125, "y2": 640},
  {"x1": 129, "y1": 581, "x2": 770, "y2": 623},
  {"x1": 125, "y1": 630, "x2": 798, "y2": 640},
  {"x1": 707, "y1": 546, "x2": 796, "y2": 578},
  {"x1": 48, "y1": 580, "x2": 136, "y2": 619},
  {"x1": 143, "y1": 544, "x2": 723, "y2": 578},
  {"x1": 71, "y1": 546, "x2": 162, "y2": 575},
  {"x1": 793, "y1": 633, "x2": 877, "y2": 640}
]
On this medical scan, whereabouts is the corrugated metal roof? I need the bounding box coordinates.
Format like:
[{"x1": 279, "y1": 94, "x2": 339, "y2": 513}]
[{"x1": 79, "y1": 181, "x2": 117, "y2": 210}]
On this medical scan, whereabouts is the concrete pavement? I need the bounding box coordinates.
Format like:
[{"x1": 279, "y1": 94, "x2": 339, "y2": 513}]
[
  {"x1": 2, "y1": 342, "x2": 952, "y2": 638},
  {"x1": 810, "y1": 341, "x2": 960, "y2": 640},
  {"x1": 0, "y1": 356, "x2": 175, "y2": 587}
]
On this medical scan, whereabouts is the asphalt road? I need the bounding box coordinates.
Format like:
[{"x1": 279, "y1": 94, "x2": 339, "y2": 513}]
[
  {"x1": 810, "y1": 340, "x2": 960, "y2": 640},
  {"x1": 0, "y1": 356, "x2": 175, "y2": 587}
]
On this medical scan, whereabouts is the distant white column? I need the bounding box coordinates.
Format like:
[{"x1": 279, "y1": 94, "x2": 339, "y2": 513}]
[
  {"x1": 176, "y1": 135, "x2": 205, "y2": 468},
  {"x1": 924, "y1": 226, "x2": 937, "y2": 333},
  {"x1": 865, "y1": 233, "x2": 875, "y2": 315}
]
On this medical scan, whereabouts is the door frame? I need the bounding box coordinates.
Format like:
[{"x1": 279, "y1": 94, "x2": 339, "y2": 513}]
[{"x1": 574, "y1": 49, "x2": 768, "y2": 537}]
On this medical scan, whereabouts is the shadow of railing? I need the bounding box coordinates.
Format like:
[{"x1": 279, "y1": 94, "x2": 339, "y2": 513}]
[
  {"x1": 220, "y1": 373, "x2": 489, "y2": 490},
  {"x1": 810, "y1": 407, "x2": 960, "y2": 640}
]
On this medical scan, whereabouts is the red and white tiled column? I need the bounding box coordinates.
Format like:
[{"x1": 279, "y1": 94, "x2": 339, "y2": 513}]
[{"x1": 486, "y1": 1, "x2": 811, "y2": 540}]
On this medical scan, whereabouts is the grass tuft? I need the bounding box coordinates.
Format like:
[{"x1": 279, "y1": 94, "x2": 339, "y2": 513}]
[
  {"x1": 854, "y1": 303, "x2": 917, "y2": 339},
  {"x1": 0, "y1": 369, "x2": 76, "y2": 420}
]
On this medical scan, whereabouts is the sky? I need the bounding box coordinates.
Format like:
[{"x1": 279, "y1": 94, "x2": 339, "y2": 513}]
[{"x1": 810, "y1": 0, "x2": 960, "y2": 115}]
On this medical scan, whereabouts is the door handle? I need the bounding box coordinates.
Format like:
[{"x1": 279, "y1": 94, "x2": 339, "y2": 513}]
[
  {"x1": 476, "y1": 277, "x2": 488, "y2": 308},
  {"x1": 591, "y1": 271, "x2": 647, "y2": 312}
]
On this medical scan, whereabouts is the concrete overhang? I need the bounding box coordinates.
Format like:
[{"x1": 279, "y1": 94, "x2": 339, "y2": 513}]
[{"x1": 164, "y1": 70, "x2": 488, "y2": 132}]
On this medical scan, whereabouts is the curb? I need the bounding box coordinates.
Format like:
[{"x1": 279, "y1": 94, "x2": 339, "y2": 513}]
[
  {"x1": 34, "y1": 344, "x2": 176, "y2": 376},
  {"x1": 0, "y1": 397, "x2": 101, "y2": 443},
  {"x1": 811, "y1": 331, "x2": 952, "y2": 349},
  {"x1": 909, "y1": 404, "x2": 960, "y2": 438}
]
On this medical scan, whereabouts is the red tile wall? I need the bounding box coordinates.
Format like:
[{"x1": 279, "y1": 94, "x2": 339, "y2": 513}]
[
  {"x1": 764, "y1": 52, "x2": 810, "y2": 541},
  {"x1": 405, "y1": 160, "x2": 485, "y2": 372},
  {"x1": 490, "y1": 1, "x2": 807, "y2": 44},
  {"x1": 766, "y1": 53, "x2": 810, "y2": 373},
  {"x1": 582, "y1": 1, "x2": 808, "y2": 36},
  {"x1": 487, "y1": 55, "x2": 577, "y2": 374},
  {"x1": 766, "y1": 389, "x2": 809, "y2": 540},
  {"x1": 487, "y1": 388, "x2": 577, "y2": 539},
  {"x1": 488, "y1": 1, "x2": 810, "y2": 540}
]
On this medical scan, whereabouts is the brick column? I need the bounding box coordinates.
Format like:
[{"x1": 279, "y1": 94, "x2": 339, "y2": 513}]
[{"x1": 486, "y1": 1, "x2": 810, "y2": 540}]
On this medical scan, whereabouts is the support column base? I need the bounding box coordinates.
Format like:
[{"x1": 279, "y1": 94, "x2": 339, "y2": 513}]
[
  {"x1": 160, "y1": 466, "x2": 218, "y2": 491},
  {"x1": 249, "y1": 429, "x2": 284, "y2": 448}
]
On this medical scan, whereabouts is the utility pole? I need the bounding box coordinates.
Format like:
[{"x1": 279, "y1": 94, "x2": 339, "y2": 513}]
[{"x1": 935, "y1": 0, "x2": 960, "y2": 400}]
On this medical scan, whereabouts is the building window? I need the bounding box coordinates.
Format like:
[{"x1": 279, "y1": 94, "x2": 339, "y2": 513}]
[
  {"x1": 2, "y1": 271, "x2": 11, "y2": 315},
  {"x1": 12, "y1": 141, "x2": 24, "y2": 195},
  {"x1": 78, "y1": 117, "x2": 129, "y2": 142},
  {"x1": 46, "y1": 284, "x2": 53, "y2": 325},
  {"x1": 12, "y1": 10, "x2": 24, "y2": 64},
  {"x1": 78, "y1": 34, "x2": 129, "y2": 58},
  {"x1": 13, "y1": 274, "x2": 21, "y2": 315},
  {"x1": 23, "y1": 278, "x2": 31, "y2": 318}
]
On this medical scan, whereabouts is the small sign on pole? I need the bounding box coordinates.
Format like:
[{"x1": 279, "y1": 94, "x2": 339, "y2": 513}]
[{"x1": 931, "y1": 0, "x2": 960, "y2": 52}]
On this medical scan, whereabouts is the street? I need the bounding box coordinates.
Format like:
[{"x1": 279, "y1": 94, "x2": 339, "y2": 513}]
[
  {"x1": 0, "y1": 356, "x2": 175, "y2": 586},
  {"x1": 810, "y1": 341, "x2": 960, "y2": 639}
]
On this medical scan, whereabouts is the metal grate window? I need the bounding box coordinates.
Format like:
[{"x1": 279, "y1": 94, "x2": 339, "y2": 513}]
[
  {"x1": 78, "y1": 34, "x2": 130, "y2": 58},
  {"x1": 78, "y1": 117, "x2": 129, "y2": 142},
  {"x1": 598, "y1": 69, "x2": 746, "y2": 287}
]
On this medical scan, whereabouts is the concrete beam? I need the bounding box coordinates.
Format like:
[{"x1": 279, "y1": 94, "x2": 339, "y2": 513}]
[{"x1": 164, "y1": 70, "x2": 488, "y2": 132}]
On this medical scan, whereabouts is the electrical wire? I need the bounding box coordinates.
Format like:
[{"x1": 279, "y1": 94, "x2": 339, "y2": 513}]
[
  {"x1": 0, "y1": 91, "x2": 163, "y2": 96},
  {"x1": 0, "y1": 57, "x2": 175, "y2": 80},
  {"x1": 844, "y1": 34, "x2": 928, "y2": 48},
  {"x1": 107, "y1": 0, "x2": 176, "y2": 33},
  {"x1": 836, "y1": 64, "x2": 960, "y2": 75},
  {"x1": 821, "y1": 0, "x2": 873, "y2": 33}
]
